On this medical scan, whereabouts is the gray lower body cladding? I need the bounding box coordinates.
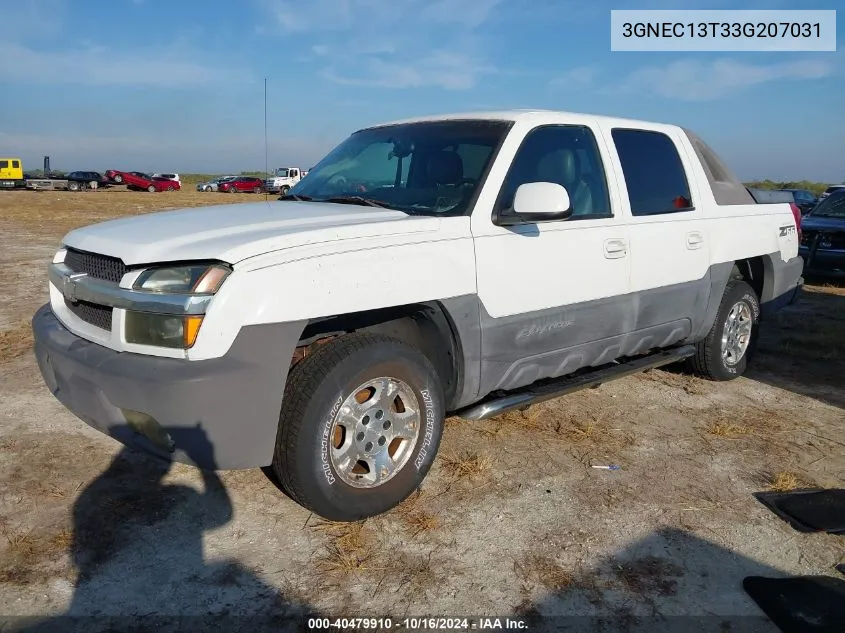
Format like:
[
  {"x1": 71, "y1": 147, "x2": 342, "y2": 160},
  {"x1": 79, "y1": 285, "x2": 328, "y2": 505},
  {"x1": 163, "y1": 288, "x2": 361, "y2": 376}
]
[
  {"x1": 446, "y1": 254, "x2": 802, "y2": 402},
  {"x1": 31, "y1": 304, "x2": 305, "y2": 469}
]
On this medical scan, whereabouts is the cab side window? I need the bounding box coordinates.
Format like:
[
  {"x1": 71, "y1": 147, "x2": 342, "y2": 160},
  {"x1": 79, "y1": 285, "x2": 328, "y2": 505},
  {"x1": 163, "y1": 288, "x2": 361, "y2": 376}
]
[
  {"x1": 612, "y1": 129, "x2": 693, "y2": 215},
  {"x1": 496, "y1": 125, "x2": 612, "y2": 220}
]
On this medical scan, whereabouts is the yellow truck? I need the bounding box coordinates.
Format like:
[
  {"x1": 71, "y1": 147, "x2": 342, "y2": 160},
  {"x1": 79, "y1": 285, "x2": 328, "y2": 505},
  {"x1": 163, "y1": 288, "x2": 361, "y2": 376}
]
[{"x1": 0, "y1": 157, "x2": 24, "y2": 188}]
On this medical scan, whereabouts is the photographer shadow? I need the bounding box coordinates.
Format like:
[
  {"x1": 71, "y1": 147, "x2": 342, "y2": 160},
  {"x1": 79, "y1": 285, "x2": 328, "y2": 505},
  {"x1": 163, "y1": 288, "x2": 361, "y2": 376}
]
[{"x1": 16, "y1": 425, "x2": 317, "y2": 633}]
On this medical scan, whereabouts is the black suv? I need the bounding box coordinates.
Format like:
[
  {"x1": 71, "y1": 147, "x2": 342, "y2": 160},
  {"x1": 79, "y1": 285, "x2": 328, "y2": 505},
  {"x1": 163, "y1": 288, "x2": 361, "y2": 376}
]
[{"x1": 65, "y1": 171, "x2": 110, "y2": 190}]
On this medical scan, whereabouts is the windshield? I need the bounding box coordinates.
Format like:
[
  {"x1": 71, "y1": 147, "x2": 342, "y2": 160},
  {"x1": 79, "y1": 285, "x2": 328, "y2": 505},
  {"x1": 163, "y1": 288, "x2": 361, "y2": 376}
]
[
  {"x1": 823, "y1": 186, "x2": 844, "y2": 195},
  {"x1": 275, "y1": 168, "x2": 290, "y2": 178},
  {"x1": 287, "y1": 120, "x2": 511, "y2": 216},
  {"x1": 810, "y1": 192, "x2": 845, "y2": 218}
]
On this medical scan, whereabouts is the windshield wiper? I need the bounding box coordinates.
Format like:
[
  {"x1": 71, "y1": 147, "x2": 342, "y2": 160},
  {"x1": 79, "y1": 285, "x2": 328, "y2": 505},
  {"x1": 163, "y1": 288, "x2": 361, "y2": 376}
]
[
  {"x1": 278, "y1": 193, "x2": 313, "y2": 201},
  {"x1": 320, "y1": 196, "x2": 394, "y2": 209}
]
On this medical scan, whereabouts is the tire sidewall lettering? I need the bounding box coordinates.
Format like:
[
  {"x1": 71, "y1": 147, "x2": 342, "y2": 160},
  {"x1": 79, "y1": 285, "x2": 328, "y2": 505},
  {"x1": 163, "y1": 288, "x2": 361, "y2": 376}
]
[
  {"x1": 414, "y1": 388, "x2": 437, "y2": 471},
  {"x1": 320, "y1": 395, "x2": 343, "y2": 485}
]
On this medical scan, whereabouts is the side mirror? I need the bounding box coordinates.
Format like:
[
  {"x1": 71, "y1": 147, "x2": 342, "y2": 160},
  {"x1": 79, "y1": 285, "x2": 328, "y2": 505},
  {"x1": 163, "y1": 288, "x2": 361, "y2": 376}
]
[{"x1": 496, "y1": 182, "x2": 573, "y2": 226}]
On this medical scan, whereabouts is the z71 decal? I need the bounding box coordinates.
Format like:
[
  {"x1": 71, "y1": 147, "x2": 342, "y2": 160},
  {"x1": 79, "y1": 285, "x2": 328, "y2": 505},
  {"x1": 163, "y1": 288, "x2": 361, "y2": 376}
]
[{"x1": 779, "y1": 225, "x2": 797, "y2": 237}]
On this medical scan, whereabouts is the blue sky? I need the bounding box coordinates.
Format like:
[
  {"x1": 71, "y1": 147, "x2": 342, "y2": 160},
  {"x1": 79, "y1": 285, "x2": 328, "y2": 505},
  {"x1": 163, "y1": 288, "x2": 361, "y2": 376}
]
[{"x1": 0, "y1": 0, "x2": 842, "y2": 181}]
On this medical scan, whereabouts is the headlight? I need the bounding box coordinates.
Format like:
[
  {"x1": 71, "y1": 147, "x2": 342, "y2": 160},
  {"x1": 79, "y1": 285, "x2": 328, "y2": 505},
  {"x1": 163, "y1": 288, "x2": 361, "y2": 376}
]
[
  {"x1": 133, "y1": 264, "x2": 230, "y2": 294},
  {"x1": 125, "y1": 312, "x2": 204, "y2": 349}
]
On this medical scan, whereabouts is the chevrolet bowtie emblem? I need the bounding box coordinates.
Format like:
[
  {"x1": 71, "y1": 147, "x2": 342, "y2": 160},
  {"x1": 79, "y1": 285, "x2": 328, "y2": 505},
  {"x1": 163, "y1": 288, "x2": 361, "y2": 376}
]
[{"x1": 63, "y1": 272, "x2": 87, "y2": 304}]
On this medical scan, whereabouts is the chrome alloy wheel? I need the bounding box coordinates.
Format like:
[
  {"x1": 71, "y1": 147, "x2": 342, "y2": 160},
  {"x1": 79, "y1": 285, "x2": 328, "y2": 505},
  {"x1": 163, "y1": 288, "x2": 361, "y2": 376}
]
[
  {"x1": 329, "y1": 377, "x2": 421, "y2": 488},
  {"x1": 721, "y1": 301, "x2": 753, "y2": 366}
]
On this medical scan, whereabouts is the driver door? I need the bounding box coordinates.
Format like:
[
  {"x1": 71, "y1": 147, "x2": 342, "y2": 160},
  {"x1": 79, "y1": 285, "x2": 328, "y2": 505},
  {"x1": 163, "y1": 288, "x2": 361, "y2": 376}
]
[{"x1": 470, "y1": 121, "x2": 633, "y2": 395}]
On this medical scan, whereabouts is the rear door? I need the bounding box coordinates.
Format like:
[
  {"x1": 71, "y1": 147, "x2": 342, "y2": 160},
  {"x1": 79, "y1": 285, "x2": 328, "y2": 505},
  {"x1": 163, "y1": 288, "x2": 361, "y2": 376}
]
[{"x1": 602, "y1": 126, "x2": 710, "y2": 340}]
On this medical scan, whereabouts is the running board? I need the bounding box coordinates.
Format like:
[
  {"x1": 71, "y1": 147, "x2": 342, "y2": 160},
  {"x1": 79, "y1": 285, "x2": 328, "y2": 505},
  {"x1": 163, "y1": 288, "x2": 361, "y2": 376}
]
[{"x1": 456, "y1": 345, "x2": 696, "y2": 421}]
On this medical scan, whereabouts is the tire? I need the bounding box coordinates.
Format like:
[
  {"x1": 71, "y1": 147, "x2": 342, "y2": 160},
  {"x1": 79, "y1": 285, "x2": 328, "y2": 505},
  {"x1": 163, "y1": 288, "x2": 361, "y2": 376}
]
[
  {"x1": 229, "y1": 186, "x2": 238, "y2": 193},
  {"x1": 113, "y1": 174, "x2": 123, "y2": 184},
  {"x1": 167, "y1": 185, "x2": 175, "y2": 191},
  {"x1": 253, "y1": 186, "x2": 262, "y2": 194},
  {"x1": 147, "y1": 185, "x2": 157, "y2": 193},
  {"x1": 68, "y1": 181, "x2": 79, "y2": 191},
  {"x1": 272, "y1": 333, "x2": 445, "y2": 521},
  {"x1": 280, "y1": 186, "x2": 290, "y2": 196},
  {"x1": 688, "y1": 280, "x2": 760, "y2": 381}
]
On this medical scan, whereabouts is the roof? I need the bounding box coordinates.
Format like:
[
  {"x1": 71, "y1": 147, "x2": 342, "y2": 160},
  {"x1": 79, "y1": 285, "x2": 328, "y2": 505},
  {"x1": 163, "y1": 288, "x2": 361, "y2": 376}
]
[{"x1": 361, "y1": 109, "x2": 679, "y2": 132}]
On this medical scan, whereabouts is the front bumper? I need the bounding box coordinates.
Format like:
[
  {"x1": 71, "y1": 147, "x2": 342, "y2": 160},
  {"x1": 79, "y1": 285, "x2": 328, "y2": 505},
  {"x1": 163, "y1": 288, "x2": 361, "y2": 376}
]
[{"x1": 32, "y1": 304, "x2": 305, "y2": 469}]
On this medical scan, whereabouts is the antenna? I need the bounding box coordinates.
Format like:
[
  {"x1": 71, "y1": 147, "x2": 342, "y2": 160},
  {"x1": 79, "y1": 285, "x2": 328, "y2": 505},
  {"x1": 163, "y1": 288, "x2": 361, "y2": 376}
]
[{"x1": 264, "y1": 77, "x2": 269, "y2": 197}]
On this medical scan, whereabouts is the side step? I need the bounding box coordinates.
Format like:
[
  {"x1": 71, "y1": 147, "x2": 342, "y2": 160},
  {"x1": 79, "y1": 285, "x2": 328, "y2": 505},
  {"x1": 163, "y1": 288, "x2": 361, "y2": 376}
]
[{"x1": 456, "y1": 345, "x2": 696, "y2": 421}]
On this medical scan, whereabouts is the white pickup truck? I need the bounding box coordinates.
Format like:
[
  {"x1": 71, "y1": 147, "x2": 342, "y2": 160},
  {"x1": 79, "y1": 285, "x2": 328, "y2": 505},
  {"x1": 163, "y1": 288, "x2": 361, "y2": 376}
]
[
  {"x1": 32, "y1": 110, "x2": 804, "y2": 521},
  {"x1": 264, "y1": 167, "x2": 305, "y2": 195}
]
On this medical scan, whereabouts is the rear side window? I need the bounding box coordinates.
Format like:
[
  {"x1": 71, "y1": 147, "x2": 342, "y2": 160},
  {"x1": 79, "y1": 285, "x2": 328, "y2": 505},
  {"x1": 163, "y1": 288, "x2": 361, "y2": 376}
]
[{"x1": 612, "y1": 129, "x2": 693, "y2": 216}]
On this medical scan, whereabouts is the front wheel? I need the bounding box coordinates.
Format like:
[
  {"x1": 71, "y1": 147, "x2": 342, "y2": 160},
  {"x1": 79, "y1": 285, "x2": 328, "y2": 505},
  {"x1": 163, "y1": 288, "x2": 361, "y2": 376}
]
[
  {"x1": 147, "y1": 184, "x2": 157, "y2": 193},
  {"x1": 280, "y1": 185, "x2": 290, "y2": 196},
  {"x1": 272, "y1": 334, "x2": 444, "y2": 521},
  {"x1": 688, "y1": 280, "x2": 760, "y2": 381},
  {"x1": 253, "y1": 186, "x2": 262, "y2": 194},
  {"x1": 229, "y1": 186, "x2": 238, "y2": 193},
  {"x1": 113, "y1": 174, "x2": 123, "y2": 184}
]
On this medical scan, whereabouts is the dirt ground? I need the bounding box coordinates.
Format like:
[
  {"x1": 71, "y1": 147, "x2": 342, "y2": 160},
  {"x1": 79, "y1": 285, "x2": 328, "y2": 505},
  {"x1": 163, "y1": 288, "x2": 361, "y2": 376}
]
[{"x1": 0, "y1": 189, "x2": 843, "y2": 631}]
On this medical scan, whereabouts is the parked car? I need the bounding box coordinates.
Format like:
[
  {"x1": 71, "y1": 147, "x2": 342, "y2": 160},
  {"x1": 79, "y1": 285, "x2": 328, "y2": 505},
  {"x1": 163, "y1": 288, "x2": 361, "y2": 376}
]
[
  {"x1": 153, "y1": 173, "x2": 181, "y2": 186},
  {"x1": 778, "y1": 188, "x2": 817, "y2": 215},
  {"x1": 218, "y1": 176, "x2": 265, "y2": 193},
  {"x1": 64, "y1": 171, "x2": 110, "y2": 191},
  {"x1": 105, "y1": 170, "x2": 180, "y2": 192},
  {"x1": 818, "y1": 185, "x2": 845, "y2": 202},
  {"x1": 32, "y1": 110, "x2": 803, "y2": 522},
  {"x1": 798, "y1": 189, "x2": 845, "y2": 278},
  {"x1": 197, "y1": 176, "x2": 236, "y2": 192}
]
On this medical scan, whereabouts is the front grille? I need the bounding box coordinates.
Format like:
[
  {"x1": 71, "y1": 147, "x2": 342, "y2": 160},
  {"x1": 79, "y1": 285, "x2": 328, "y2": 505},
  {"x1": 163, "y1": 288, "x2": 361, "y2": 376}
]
[
  {"x1": 64, "y1": 248, "x2": 128, "y2": 283},
  {"x1": 64, "y1": 297, "x2": 113, "y2": 331}
]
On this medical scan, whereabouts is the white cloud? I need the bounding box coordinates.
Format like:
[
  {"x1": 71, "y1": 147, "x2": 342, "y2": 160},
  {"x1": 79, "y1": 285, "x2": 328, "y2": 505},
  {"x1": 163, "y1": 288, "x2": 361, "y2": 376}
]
[
  {"x1": 322, "y1": 51, "x2": 496, "y2": 90},
  {"x1": 615, "y1": 57, "x2": 836, "y2": 101},
  {"x1": 548, "y1": 65, "x2": 599, "y2": 90},
  {"x1": 1, "y1": 42, "x2": 247, "y2": 87},
  {"x1": 258, "y1": 0, "x2": 502, "y2": 90}
]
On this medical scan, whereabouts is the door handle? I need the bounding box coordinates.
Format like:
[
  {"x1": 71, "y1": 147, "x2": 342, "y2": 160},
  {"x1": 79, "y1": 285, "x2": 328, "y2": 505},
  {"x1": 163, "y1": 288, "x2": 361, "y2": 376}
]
[
  {"x1": 687, "y1": 231, "x2": 704, "y2": 249},
  {"x1": 604, "y1": 238, "x2": 627, "y2": 259}
]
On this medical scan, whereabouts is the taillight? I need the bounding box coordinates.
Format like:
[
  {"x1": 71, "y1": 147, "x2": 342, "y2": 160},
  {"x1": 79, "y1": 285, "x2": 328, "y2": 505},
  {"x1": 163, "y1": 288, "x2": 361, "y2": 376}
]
[{"x1": 789, "y1": 203, "x2": 802, "y2": 241}]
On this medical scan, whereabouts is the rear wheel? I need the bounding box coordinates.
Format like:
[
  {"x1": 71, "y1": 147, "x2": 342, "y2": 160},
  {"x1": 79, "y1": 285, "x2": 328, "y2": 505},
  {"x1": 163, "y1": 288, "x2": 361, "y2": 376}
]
[
  {"x1": 272, "y1": 334, "x2": 444, "y2": 521},
  {"x1": 167, "y1": 185, "x2": 175, "y2": 191},
  {"x1": 229, "y1": 186, "x2": 238, "y2": 193},
  {"x1": 147, "y1": 185, "x2": 156, "y2": 193},
  {"x1": 67, "y1": 181, "x2": 80, "y2": 191},
  {"x1": 688, "y1": 280, "x2": 760, "y2": 381}
]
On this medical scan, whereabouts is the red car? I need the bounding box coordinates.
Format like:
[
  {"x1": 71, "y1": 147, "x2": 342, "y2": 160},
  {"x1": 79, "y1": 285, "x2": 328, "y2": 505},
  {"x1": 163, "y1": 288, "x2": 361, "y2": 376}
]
[
  {"x1": 105, "y1": 170, "x2": 181, "y2": 192},
  {"x1": 218, "y1": 176, "x2": 265, "y2": 193}
]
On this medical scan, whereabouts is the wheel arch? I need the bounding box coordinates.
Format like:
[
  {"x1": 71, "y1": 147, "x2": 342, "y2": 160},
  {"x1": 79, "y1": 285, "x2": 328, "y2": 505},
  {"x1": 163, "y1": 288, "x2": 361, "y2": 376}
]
[{"x1": 292, "y1": 299, "x2": 477, "y2": 411}]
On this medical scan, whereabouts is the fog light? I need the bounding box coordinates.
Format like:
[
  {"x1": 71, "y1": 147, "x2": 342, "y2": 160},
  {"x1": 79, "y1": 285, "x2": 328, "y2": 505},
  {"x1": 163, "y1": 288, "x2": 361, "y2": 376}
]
[
  {"x1": 125, "y1": 312, "x2": 204, "y2": 348},
  {"x1": 122, "y1": 409, "x2": 175, "y2": 452}
]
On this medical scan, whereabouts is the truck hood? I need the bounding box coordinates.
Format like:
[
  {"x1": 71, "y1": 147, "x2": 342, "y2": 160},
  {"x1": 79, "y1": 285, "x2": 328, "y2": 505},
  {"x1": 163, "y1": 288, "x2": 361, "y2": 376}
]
[{"x1": 62, "y1": 201, "x2": 440, "y2": 265}]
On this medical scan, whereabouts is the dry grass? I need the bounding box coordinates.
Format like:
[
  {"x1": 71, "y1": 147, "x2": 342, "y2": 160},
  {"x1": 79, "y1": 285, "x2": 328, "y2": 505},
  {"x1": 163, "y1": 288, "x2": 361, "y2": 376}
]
[
  {"x1": 312, "y1": 521, "x2": 380, "y2": 577},
  {"x1": 514, "y1": 554, "x2": 575, "y2": 591},
  {"x1": 0, "y1": 189, "x2": 262, "y2": 238},
  {"x1": 768, "y1": 471, "x2": 806, "y2": 492},
  {"x1": 0, "y1": 524, "x2": 72, "y2": 586},
  {"x1": 440, "y1": 451, "x2": 492, "y2": 480},
  {"x1": 0, "y1": 321, "x2": 32, "y2": 363},
  {"x1": 639, "y1": 369, "x2": 707, "y2": 395},
  {"x1": 705, "y1": 421, "x2": 751, "y2": 439},
  {"x1": 394, "y1": 490, "x2": 442, "y2": 536},
  {"x1": 612, "y1": 556, "x2": 683, "y2": 597}
]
